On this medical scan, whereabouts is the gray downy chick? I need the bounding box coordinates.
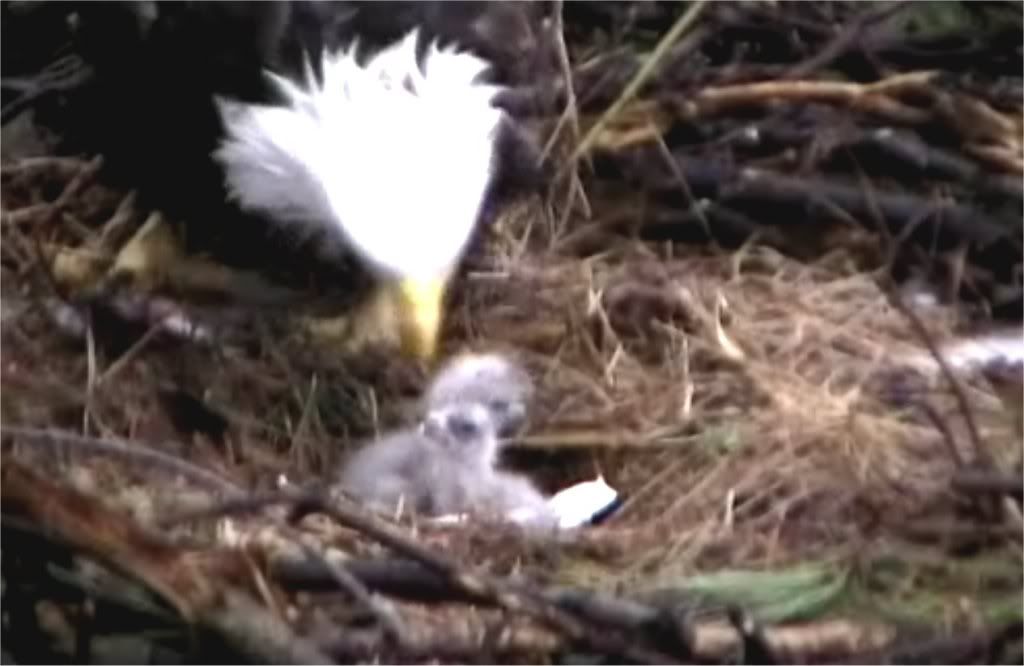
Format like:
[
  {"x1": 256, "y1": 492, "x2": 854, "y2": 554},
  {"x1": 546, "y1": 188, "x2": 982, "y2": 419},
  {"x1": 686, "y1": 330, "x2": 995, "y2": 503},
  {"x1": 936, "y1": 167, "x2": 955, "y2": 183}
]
[
  {"x1": 335, "y1": 425, "x2": 439, "y2": 515},
  {"x1": 424, "y1": 352, "x2": 535, "y2": 437},
  {"x1": 411, "y1": 401, "x2": 504, "y2": 516},
  {"x1": 481, "y1": 470, "x2": 558, "y2": 529},
  {"x1": 339, "y1": 401, "x2": 557, "y2": 527},
  {"x1": 337, "y1": 402, "x2": 501, "y2": 516},
  {"x1": 420, "y1": 403, "x2": 557, "y2": 528}
]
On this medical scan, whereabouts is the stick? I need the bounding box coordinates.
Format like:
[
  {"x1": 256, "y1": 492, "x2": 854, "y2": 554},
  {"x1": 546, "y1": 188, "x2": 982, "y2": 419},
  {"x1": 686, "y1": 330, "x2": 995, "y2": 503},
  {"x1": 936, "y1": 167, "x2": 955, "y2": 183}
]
[
  {"x1": 564, "y1": 0, "x2": 709, "y2": 171},
  {"x1": 1, "y1": 426, "x2": 245, "y2": 497}
]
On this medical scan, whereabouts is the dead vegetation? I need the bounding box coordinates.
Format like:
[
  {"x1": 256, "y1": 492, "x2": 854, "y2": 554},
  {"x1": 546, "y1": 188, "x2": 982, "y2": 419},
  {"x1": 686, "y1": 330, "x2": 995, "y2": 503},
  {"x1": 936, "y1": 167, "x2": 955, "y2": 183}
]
[{"x1": 2, "y1": 1, "x2": 1022, "y2": 664}]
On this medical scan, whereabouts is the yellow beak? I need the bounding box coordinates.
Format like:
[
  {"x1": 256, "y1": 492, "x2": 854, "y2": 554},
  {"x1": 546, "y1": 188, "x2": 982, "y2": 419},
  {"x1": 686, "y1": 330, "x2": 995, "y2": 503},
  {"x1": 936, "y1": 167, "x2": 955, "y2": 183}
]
[{"x1": 395, "y1": 277, "x2": 447, "y2": 361}]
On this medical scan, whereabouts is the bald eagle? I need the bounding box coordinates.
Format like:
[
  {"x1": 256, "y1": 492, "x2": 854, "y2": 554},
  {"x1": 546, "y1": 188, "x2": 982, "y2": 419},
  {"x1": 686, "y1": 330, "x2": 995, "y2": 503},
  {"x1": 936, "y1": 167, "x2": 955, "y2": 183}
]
[
  {"x1": 213, "y1": 29, "x2": 505, "y2": 358},
  {"x1": 50, "y1": 1, "x2": 542, "y2": 360}
]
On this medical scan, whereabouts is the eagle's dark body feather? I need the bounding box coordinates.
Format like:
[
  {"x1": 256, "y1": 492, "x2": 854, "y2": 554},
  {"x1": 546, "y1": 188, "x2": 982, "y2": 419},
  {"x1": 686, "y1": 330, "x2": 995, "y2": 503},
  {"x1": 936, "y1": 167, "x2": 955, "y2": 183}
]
[{"x1": 63, "y1": 2, "x2": 334, "y2": 267}]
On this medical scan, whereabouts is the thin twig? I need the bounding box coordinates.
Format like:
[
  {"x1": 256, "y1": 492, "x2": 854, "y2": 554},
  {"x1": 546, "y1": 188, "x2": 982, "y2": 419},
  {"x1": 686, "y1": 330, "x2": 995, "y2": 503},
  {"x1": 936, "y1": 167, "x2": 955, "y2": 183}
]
[
  {"x1": 293, "y1": 539, "x2": 410, "y2": 648},
  {"x1": 84, "y1": 308, "x2": 97, "y2": 434},
  {"x1": 95, "y1": 317, "x2": 174, "y2": 387},
  {"x1": 672, "y1": 71, "x2": 938, "y2": 125},
  {"x1": 1, "y1": 426, "x2": 245, "y2": 496},
  {"x1": 539, "y1": 0, "x2": 580, "y2": 164},
  {"x1": 654, "y1": 134, "x2": 714, "y2": 245},
  {"x1": 0, "y1": 56, "x2": 93, "y2": 124},
  {"x1": 919, "y1": 402, "x2": 965, "y2": 468},
  {"x1": 782, "y1": 2, "x2": 910, "y2": 80},
  {"x1": 564, "y1": 0, "x2": 709, "y2": 172},
  {"x1": 542, "y1": 0, "x2": 592, "y2": 242},
  {"x1": 888, "y1": 299, "x2": 989, "y2": 467}
]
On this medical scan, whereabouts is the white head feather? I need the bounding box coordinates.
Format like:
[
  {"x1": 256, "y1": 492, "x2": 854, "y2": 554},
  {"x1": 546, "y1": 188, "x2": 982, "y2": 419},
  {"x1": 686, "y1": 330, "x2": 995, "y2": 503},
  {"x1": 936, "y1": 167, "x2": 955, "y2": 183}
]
[{"x1": 213, "y1": 30, "x2": 504, "y2": 281}]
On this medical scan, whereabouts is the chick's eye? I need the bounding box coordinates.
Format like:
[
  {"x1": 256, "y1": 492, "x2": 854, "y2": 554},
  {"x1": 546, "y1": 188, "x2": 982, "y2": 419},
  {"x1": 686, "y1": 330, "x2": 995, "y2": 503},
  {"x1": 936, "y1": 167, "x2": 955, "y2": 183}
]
[
  {"x1": 448, "y1": 415, "x2": 479, "y2": 440},
  {"x1": 488, "y1": 400, "x2": 510, "y2": 414}
]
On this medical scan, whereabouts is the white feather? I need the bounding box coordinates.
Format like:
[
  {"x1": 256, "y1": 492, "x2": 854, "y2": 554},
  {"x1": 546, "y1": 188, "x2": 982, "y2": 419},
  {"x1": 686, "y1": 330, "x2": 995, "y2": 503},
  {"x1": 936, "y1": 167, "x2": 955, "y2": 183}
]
[{"x1": 213, "y1": 29, "x2": 505, "y2": 280}]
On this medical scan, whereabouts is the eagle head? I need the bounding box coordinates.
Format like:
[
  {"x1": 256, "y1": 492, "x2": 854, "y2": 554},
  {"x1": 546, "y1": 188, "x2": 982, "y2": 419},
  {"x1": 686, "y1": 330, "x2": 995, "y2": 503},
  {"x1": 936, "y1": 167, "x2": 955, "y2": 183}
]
[{"x1": 213, "y1": 29, "x2": 505, "y2": 360}]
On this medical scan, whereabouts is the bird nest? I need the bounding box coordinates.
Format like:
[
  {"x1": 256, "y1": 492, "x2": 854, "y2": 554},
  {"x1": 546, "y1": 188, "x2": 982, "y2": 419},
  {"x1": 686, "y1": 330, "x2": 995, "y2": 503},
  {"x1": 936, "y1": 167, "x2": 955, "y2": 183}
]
[
  {"x1": 2, "y1": 2, "x2": 1022, "y2": 664},
  {"x1": 2, "y1": 153, "x2": 1020, "y2": 664}
]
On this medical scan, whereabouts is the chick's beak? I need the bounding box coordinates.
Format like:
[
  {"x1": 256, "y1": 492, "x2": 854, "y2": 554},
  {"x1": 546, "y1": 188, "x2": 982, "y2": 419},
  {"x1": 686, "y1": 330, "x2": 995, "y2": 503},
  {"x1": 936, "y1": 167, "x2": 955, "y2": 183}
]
[{"x1": 396, "y1": 276, "x2": 446, "y2": 361}]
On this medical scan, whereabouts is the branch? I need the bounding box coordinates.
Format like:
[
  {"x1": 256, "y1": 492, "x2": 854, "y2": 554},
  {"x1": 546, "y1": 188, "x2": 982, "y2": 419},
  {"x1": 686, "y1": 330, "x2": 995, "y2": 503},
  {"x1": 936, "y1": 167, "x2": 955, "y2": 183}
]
[
  {"x1": 622, "y1": 151, "x2": 1020, "y2": 252},
  {"x1": 1, "y1": 459, "x2": 332, "y2": 664},
  {"x1": 2, "y1": 426, "x2": 245, "y2": 497}
]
